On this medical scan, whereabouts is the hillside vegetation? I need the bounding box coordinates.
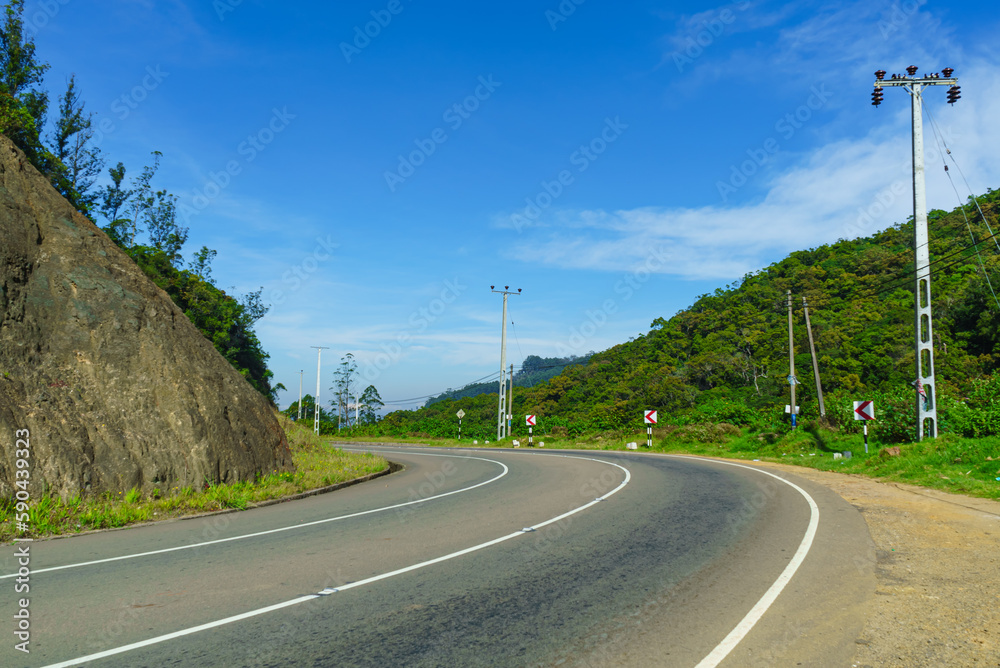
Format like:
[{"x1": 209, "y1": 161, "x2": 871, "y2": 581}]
[
  {"x1": 362, "y1": 189, "x2": 1000, "y2": 443},
  {"x1": 424, "y1": 354, "x2": 591, "y2": 406}
]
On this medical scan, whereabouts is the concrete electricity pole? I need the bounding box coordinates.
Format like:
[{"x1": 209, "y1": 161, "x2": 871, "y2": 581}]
[
  {"x1": 491, "y1": 286, "x2": 520, "y2": 440},
  {"x1": 508, "y1": 362, "x2": 514, "y2": 437},
  {"x1": 872, "y1": 66, "x2": 960, "y2": 439},
  {"x1": 787, "y1": 290, "x2": 797, "y2": 428},
  {"x1": 311, "y1": 346, "x2": 329, "y2": 435},
  {"x1": 802, "y1": 297, "x2": 826, "y2": 418},
  {"x1": 297, "y1": 370, "x2": 304, "y2": 420}
]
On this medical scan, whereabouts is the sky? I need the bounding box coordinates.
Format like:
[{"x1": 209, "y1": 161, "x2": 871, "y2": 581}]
[{"x1": 27, "y1": 0, "x2": 1000, "y2": 411}]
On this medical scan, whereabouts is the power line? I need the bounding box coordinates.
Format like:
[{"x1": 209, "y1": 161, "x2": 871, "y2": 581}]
[
  {"x1": 379, "y1": 357, "x2": 594, "y2": 407},
  {"x1": 380, "y1": 370, "x2": 502, "y2": 405},
  {"x1": 922, "y1": 97, "x2": 1000, "y2": 310}
]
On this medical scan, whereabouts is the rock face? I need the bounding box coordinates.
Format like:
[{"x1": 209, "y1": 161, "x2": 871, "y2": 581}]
[{"x1": 0, "y1": 136, "x2": 293, "y2": 498}]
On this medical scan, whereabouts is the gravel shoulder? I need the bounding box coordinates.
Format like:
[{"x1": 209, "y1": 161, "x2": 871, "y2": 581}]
[{"x1": 751, "y1": 461, "x2": 1000, "y2": 667}]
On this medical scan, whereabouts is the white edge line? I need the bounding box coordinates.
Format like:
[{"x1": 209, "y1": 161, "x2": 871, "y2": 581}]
[
  {"x1": 2, "y1": 451, "x2": 508, "y2": 580},
  {"x1": 676, "y1": 456, "x2": 821, "y2": 668},
  {"x1": 41, "y1": 453, "x2": 631, "y2": 668}
]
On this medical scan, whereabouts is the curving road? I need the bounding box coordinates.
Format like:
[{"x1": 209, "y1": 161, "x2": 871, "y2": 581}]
[{"x1": 1, "y1": 446, "x2": 874, "y2": 667}]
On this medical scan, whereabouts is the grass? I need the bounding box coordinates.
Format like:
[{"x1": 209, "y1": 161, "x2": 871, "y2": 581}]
[
  {"x1": 329, "y1": 423, "x2": 1000, "y2": 501},
  {"x1": 0, "y1": 414, "x2": 388, "y2": 542}
]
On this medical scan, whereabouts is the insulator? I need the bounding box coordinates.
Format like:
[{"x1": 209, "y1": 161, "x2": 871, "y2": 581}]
[
  {"x1": 906, "y1": 65, "x2": 918, "y2": 75},
  {"x1": 875, "y1": 70, "x2": 886, "y2": 80},
  {"x1": 942, "y1": 67, "x2": 954, "y2": 77},
  {"x1": 871, "y1": 85, "x2": 883, "y2": 106}
]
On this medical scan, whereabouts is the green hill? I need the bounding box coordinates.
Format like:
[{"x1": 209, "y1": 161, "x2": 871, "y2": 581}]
[
  {"x1": 424, "y1": 354, "x2": 591, "y2": 406},
  {"x1": 369, "y1": 188, "x2": 1000, "y2": 443}
]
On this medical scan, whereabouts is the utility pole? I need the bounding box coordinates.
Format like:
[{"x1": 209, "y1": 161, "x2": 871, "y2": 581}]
[
  {"x1": 297, "y1": 370, "x2": 304, "y2": 420},
  {"x1": 491, "y1": 286, "x2": 520, "y2": 440},
  {"x1": 311, "y1": 346, "x2": 329, "y2": 435},
  {"x1": 802, "y1": 297, "x2": 826, "y2": 418},
  {"x1": 787, "y1": 291, "x2": 797, "y2": 428},
  {"x1": 872, "y1": 66, "x2": 959, "y2": 439},
  {"x1": 508, "y1": 362, "x2": 514, "y2": 438}
]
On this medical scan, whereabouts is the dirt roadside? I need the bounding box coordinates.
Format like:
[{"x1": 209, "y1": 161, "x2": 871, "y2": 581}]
[{"x1": 753, "y1": 461, "x2": 1000, "y2": 667}]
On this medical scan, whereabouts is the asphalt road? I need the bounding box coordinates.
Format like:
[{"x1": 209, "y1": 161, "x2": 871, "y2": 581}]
[{"x1": 1, "y1": 446, "x2": 875, "y2": 667}]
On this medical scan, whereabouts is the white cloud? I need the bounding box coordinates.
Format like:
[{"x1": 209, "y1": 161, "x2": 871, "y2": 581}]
[{"x1": 504, "y1": 57, "x2": 1000, "y2": 281}]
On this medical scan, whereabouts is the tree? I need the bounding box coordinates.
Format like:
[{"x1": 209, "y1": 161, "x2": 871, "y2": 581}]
[
  {"x1": 284, "y1": 394, "x2": 323, "y2": 422},
  {"x1": 0, "y1": 0, "x2": 50, "y2": 170},
  {"x1": 190, "y1": 246, "x2": 217, "y2": 284},
  {"x1": 51, "y1": 74, "x2": 103, "y2": 216},
  {"x1": 98, "y1": 161, "x2": 130, "y2": 245},
  {"x1": 97, "y1": 152, "x2": 188, "y2": 265},
  {"x1": 331, "y1": 353, "x2": 358, "y2": 428},
  {"x1": 120, "y1": 152, "x2": 159, "y2": 249},
  {"x1": 359, "y1": 385, "x2": 384, "y2": 424},
  {"x1": 146, "y1": 188, "x2": 187, "y2": 264}
]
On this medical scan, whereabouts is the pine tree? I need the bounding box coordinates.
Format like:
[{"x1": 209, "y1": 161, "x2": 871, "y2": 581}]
[
  {"x1": 51, "y1": 74, "x2": 103, "y2": 216},
  {"x1": 0, "y1": 0, "x2": 50, "y2": 170},
  {"x1": 360, "y1": 385, "x2": 384, "y2": 424}
]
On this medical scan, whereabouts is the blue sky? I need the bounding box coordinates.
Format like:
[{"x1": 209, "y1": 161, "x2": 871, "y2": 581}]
[{"x1": 29, "y1": 0, "x2": 1000, "y2": 411}]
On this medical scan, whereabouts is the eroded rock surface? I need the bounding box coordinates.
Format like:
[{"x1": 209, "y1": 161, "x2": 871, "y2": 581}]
[{"x1": 0, "y1": 136, "x2": 293, "y2": 498}]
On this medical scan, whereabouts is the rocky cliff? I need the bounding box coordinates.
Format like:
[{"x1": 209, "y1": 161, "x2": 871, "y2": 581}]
[{"x1": 0, "y1": 135, "x2": 293, "y2": 498}]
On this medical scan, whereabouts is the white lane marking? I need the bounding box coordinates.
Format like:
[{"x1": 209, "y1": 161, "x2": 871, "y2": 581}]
[
  {"x1": 41, "y1": 453, "x2": 630, "y2": 668},
  {"x1": 1, "y1": 451, "x2": 507, "y2": 580},
  {"x1": 676, "y1": 456, "x2": 821, "y2": 668}
]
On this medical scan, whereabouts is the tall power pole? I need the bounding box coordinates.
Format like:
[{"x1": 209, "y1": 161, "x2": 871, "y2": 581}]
[
  {"x1": 508, "y1": 363, "x2": 514, "y2": 437},
  {"x1": 872, "y1": 66, "x2": 960, "y2": 440},
  {"x1": 802, "y1": 297, "x2": 826, "y2": 418},
  {"x1": 787, "y1": 290, "x2": 797, "y2": 428},
  {"x1": 311, "y1": 346, "x2": 329, "y2": 435},
  {"x1": 491, "y1": 286, "x2": 520, "y2": 440},
  {"x1": 297, "y1": 370, "x2": 304, "y2": 420}
]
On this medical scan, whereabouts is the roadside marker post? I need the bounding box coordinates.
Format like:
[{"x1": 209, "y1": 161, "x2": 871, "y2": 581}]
[
  {"x1": 644, "y1": 410, "x2": 657, "y2": 448},
  {"x1": 526, "y1": 415, "x2": 536, "y2": 447},
  {"x1": 456, "y1": 409, "x2": 465, "y2": 441},
  {"x1": 853, "y1": 401, "x2": 875, "y2": 453}
]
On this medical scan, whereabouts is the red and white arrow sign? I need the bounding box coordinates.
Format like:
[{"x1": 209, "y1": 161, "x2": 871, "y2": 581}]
[
  {"x1": 525, "y1": 415, "x2": 536, "y2": 426},
  {"x1": 644, "y1": 410, "x2": 657, "y2": 425},
  {"x1": 853, "y1": 400, "x2": 875, "y2": 421}
]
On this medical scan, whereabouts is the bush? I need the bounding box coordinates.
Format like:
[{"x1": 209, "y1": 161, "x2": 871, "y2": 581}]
[
  {"x1": 826, "y1": 387, "x2": 916, "y2": 444},
  {"x1": 669, "y1": 422, "x2": 742, "y2": 444},
  {"x1": 940, "y1": 375, "x2": 1000, "y2": 437},
  {"x1": 679, "y1": 397, "x2": 766, "y2": 429}
]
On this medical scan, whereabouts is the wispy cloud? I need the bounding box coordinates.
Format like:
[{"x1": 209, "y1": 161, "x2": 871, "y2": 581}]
[{"x1": 501, "y1": 60, "x2": 1000, "y2": 281}]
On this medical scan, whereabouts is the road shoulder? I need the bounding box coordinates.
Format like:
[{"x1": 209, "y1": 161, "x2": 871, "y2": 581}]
[{"x1": 750, "y1": 461, "x2": 1000, "y2": 667}]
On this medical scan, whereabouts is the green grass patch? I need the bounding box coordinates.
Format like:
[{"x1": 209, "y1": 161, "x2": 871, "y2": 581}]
[{"x1": 0, "y1": 414, "x2": 388, "y2": 542}]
